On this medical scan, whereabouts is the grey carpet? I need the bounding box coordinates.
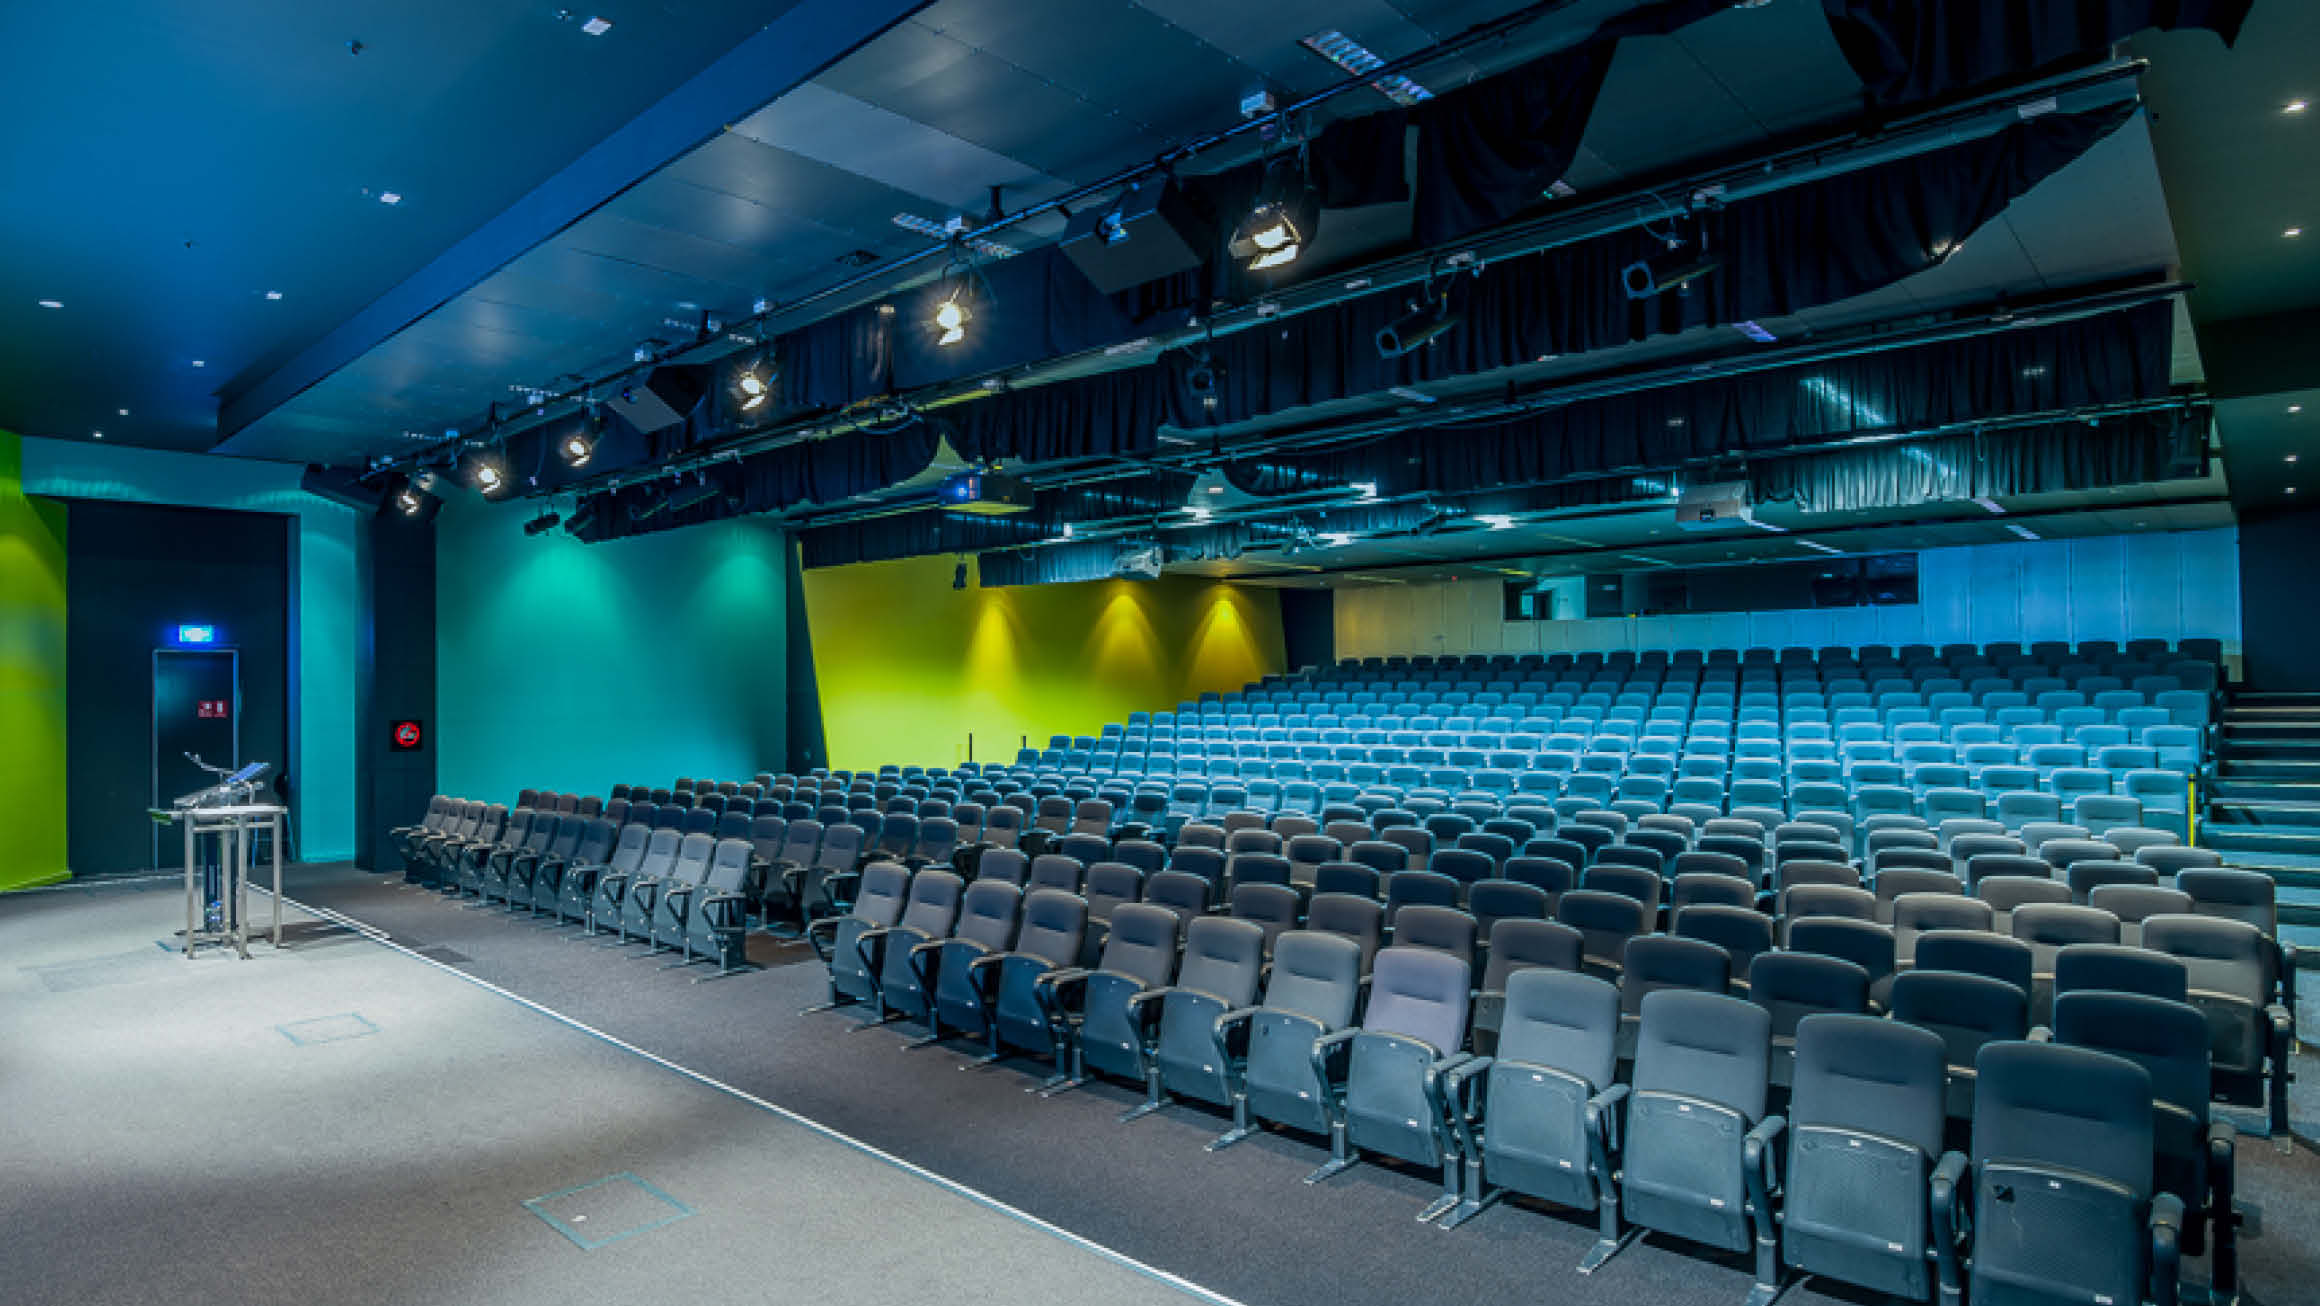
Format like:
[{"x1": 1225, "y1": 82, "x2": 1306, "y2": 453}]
[
  {"x1": 0, "y1": 878, "x2": 1226, "y2": 1306},
  {"x1": 281, "y1": 863, "x2": 2320, "y2": 1306}
]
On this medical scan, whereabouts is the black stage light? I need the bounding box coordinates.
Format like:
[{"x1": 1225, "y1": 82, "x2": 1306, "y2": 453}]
[
  {"x1": 952, "y1": 560, "x2": 969, "y2": 590},
  {"x1": 466, "y1": 448, "x2": 508, "y2": 495},
  {"x1": 1622, "y1": 241, "x2": 1720, "y2": 299},
  {"x1": 523, "y1": 510, "x2": 562, "y2": 537},
  {"x1": 1376, "y1": 297, "x2": 1461, "y2": 358}
]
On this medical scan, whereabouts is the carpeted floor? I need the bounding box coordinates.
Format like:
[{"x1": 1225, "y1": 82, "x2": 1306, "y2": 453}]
[
  {"x1": 0, "y1": 874, "x2": 1228, "y2": 1306},
  {"x1": 266, "y1": 862, "x2": 2320, "y2": 1306}
]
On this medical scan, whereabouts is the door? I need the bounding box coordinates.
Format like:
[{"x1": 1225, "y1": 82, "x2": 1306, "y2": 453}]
[{"x1": 153, "y1": 649, "x2": 239, "y2": 869}]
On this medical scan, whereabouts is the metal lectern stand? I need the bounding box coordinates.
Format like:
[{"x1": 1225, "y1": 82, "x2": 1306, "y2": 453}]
[{"x1": 152, "y1": 804, "x2": 286, "y2": 959}]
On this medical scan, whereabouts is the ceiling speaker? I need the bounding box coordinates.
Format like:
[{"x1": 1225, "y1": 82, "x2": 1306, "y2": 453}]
[
  {"x1": 606, "y1": 364, "x2": 710, "y2": 434},
  {"x1": 1058, "y1": 181, "x2": 1206, "y2": 295}
]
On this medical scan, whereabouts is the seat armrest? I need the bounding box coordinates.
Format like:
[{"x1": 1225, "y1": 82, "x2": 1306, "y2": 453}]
[
  {"x1": 2149, "y1": 1191, "x2": 2186, "y2": 1306},
  {"x1": 1744, "y1": 1114, "x2": 1787, "y2": 1206},
  {"x1": 1931, "y1": 1149, "x2": 1969, "y2": 1298},
  {"x1": 1123, "y1": 987, "x2": 1170, "y2": 1022},
  {"x1": 1309, "y1": 1027, "x2": 1361, "y2": 1099},
  {"x1": 804, "y1": 914, "x2": 841, "y2": 962},
  {"x1": 1442, "y1": 1055, "x2": 1495, "y2": 1157},
  {"x1": 2026, "y1": 1024, "x2": 2052, "y2": 1043},
  {"x1": 1036, "y1": 967, "x2": 1093, "y2": 1015},
  {"x1": 1585, "y1": 1082, "x2": 1632, "y2": 1175}
]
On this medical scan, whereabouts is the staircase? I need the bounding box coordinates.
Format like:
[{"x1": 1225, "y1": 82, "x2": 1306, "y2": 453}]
[{"x1": 2202, "y1": 690, "x2": 2320, "y2": 966}]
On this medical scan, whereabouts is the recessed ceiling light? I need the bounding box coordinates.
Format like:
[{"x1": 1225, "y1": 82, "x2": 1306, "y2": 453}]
[
  {"x1": 2288, "y1": 100, "x2": 2309, "y2": 114},
  {"x1": 581, "y1": 15, "x2": 613, "y2": 36},
  {"x1": 2289, "y1": 486, "x2": 2300, "y2": 495},
  {"x1": 191, "y1": 359, "x2": 206, "y2": 367},
  {"x1": 378, "y1": 191, "x2": 402, "y2": 205},
  {"x1": 2289, "y1": 227, "x2": 2305, "y2": 238},
  {"x1": 117, "y1": 407, "x2": 128, "y2": 416},
  {"x1": 36, "y1": 299, "x2": 61, "y2": 309},
  {"x1": 2291, "y1": 404, "x2": 2305, "y2": 413},
  {"x1": 264, "y1": 290, "x2": 283, "y2": 300},
  {"x1": 2288, "y1": 453, "x2": 2300, "y2": 463}
]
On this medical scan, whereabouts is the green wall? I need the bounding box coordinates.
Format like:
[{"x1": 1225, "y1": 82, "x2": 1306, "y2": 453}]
[
  {"x1": 803, "y1": 554, "x2": 1287, "y2": 771},
  {"x1": 20, "y1": 437, "x2": 361, "y2": 862},
  {"x1": 0, "y1": 431, "x2": 69, "y2": 889},
  {"x1": 434, "y1": 496, "x2": 788, "y2": 803}
]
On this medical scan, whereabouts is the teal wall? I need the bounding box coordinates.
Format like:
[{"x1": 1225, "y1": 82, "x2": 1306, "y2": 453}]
[
  {"x1": 434, "y1": 496, "x2": 788, "y2": 804},
  {"x1": 20, "y1": 437, "x2": 359, "y2": 862}
]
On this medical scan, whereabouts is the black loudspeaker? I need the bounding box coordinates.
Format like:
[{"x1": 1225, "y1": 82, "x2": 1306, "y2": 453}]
[
  {"x1": 1058, "y1": 180, "x2": 1206, "y2": 294},
  {"x1": 301, "y1": 464, "x2": 384, "y2": 513},
  {"x1": 607, "y1": 364, "x2": 710, "y2": 434}
]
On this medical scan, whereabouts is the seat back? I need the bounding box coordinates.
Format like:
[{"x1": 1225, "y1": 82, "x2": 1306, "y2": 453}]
[
  {"x1": 1496, "y1": 968, "x2": 1619, "y2": 1089},
  {"x1": 1175, "y1": 916, "x2": 1265, "y2": 1005},
  {"x1": 1262, "y1": 930, "x2": 1363, "y2": 1027},
  {"x1": 1620, "y1": 934, "x2": 1732, "y2": 1016},
  {"x1": 897, "y1": 869, "x2": 965, "y2": 937},
  {"x1": 1889, "y1": 970, "x2": 2027, "y2": 1071},
  {"x1": 1304, "y1": 893, "x2": 1384, "y2": 973},
  {"x1": 1097, "y1": 903, "x2": 1182, "y2": 985},
  {"x1": 1362, "y1": 946, "x2": 1471, "y2": 1053},
  {"x1": 1747, "y1": 952, "x2": 1869, "y2": 1038},
  {"x1": 1015, "y1": 889, "x2": 1087, "y2": 967},
  {"x1": 850, "y1": 861, "x2": 911, "y2": 925}
]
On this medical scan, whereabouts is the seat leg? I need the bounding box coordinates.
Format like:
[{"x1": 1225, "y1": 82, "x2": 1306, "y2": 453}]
[
  {"x1": 1207, "y1": 1096, "x2": 1255, "y2": 1150},
  {"x1": 1303, "y1": 1121, "x2": 1354, "y2": 1184},
  {"x1": 1441, "y1": 1155, "x2": 1497, "y2": 1229},
  {"x1": 1413, "y1": 1155, "x2": 1461, "y2": 1222},
  {"x1": 1744, "y1": 1269, "x2": 1790, "y2": 1306},
  {"x1": 1119, "y1": 1067, "x2": 1167, "y2": 1123},
  {"x1": 1578, "y1": 1197, "x2": 1638, "y2": 1274}
]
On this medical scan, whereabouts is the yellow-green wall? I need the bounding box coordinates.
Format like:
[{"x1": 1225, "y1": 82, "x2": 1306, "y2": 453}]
[
  {"x1": 0, "y1": 430, "x2": 69, "y2": 889},
  {"x1": 804, "y1": 554, "x2": 1287, "y2": 771}
]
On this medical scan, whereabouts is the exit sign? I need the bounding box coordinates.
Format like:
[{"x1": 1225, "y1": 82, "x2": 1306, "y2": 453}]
[
  {"x1": 197, "y1": 699, "x2": 229, "y2": 719},
  {"x1": 175, "y1": 624, "x2": 217, "y2": 645}
]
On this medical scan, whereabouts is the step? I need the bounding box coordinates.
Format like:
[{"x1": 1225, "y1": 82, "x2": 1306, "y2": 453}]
[
  {"x1": 2215, "y1": 759, "x2": 2320, "y2": 782},
  {"x1": 2217, "y1": 739, "x2": 2320, "y2": 761},
  {"x1": 2204, "y1": 798, "x2": 2320, "y2": 825},
  {"x1": 2232, "y1": 691, "x2": 2320, "y2": 705},
  {"x1": 2206, "y1": 780, "x2": 2320, "y2": 801},
  {"x1": 2194, "y1": 826, "x2": 2320, "y2": 856}
]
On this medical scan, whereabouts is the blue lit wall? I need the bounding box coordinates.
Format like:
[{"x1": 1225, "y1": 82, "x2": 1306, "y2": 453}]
[
  {"x1": 20, "y1": 437, "x2": 360, "y2": 862},
  {"x1": 432, "y1": 495, "x2": 787, "y2": 804}
]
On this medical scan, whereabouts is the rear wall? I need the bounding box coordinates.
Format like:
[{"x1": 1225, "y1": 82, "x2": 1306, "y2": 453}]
[{"x1": 1337, "y1": 528, "x2": 2241, "y2": 661}]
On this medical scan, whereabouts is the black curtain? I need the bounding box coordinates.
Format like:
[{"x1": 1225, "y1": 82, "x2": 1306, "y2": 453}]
[
  {"x1": 1821, "y1": 0, "x2": 2251, "y2": 106},
  {"x1": 1750, "y1": 408, "x2": 2207, "y2": 512},
  {"x1": 1227, "y1": 300, "x2": 2174, "y2": 498}
]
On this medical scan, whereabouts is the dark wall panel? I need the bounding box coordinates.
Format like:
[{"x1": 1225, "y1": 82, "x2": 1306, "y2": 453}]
[
  {"x1": 357, "y1": 508, "x2": 436, "y2": 872},
  {"x1": 2238, "y1": 508, "x2": 2320, "y2": 689},
  {"x1": 1279, "y1": 587, "x2": 1336, "y2": 674},
  {"x1": 64, "y1": 499, "x2": 290, "y2": 875}
]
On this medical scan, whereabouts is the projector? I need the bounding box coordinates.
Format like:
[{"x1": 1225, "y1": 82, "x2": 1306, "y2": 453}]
[
  {"x1": 1115, "y1": 543, "x2": 1164, "y2": 579},
  {"x1": 936, "y1": 469, "x2": 1036, "y2": 515}
]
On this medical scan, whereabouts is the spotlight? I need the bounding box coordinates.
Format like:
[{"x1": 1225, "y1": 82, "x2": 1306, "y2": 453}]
[
  {"x1": 396, "y1": 487, "x2": 423, "y2": 516},
  {"x1": 727, "y1": 357, "x2": 776, "y2": 414},
  {"x1": 1478, "y1": 514, "x2": 1514, "y2": 531},
  {"x1": 558, "y1": 426, "x2": 595, "y2": 467},
  {"x1": 467, "y1": 449, "x2": 507, "y2": 494},
  {"x1": 1320, "y1": 532, "x2": 1352, "y2": 547},
  {"x1": 1229, "y1": 160, "x2": 1319, "y2": 271},
  {"x1": 952, "y1": 560, "x2": 969, "y2": 590},
  {"x1": 523, "y1": 510, "x2": 563, "y2": 537},
  {"x1": 1376, "y1": 296, "x2": 1461, "y2": 358},
  {"x1": 934, "y1": 290, "x2": 969, "y2": 346}
]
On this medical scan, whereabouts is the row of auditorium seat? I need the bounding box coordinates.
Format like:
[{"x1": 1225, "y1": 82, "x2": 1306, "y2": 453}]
[{"x1": 807, "y1": 845, "x2": 2270, "y2": 1306}]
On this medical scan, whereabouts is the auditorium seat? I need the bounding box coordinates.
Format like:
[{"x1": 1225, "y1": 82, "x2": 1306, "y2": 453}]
[
  {"x1": 1591, "y1": 990, "x2": 1779, "y2": 1288},
  {"x1": 1307, "y1": 946, "x2": 1475, "y2": 1219},
  {"x1": 907, "y1": 877, "x2": 1023, "y2": 1050},
  {"x1": 1038, "y1": 902, "x2": 1180, "y2": 1095},
  {"x1": 853, "y1": 868, "x2": 964, "y2": 1029},
  {"x1": 1442, "y1": 969, "x2": 1622, "y2": 1234},
  {"x1": 1946, "y1": 1043, "x2": 2181, "y2": 1306},
  {"x1": 1126, "y1": 915, "x2": 1268, "y2": 1123},
  {"x1": 1778, "y1": 1015, "x2": 1952, "y2": 1302}
]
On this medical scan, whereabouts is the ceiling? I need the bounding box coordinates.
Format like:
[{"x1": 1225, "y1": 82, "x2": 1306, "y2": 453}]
[
  {"x1": 2, "y1": 0, "x2": 2310, "y2": 572},
  {"x1": 0, "y1": 0, "x2": 809, "y2": 453}
]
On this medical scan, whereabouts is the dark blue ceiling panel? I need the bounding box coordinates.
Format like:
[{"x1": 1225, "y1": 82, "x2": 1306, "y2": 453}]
[{"x1": 214, "y1": 0, "x2": 929, "y2": 455}]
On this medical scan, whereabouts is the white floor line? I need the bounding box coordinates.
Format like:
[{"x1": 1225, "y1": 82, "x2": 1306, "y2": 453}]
[{"x1": 273, "y1": 888, "x2": 1253, "y2": 1306}]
